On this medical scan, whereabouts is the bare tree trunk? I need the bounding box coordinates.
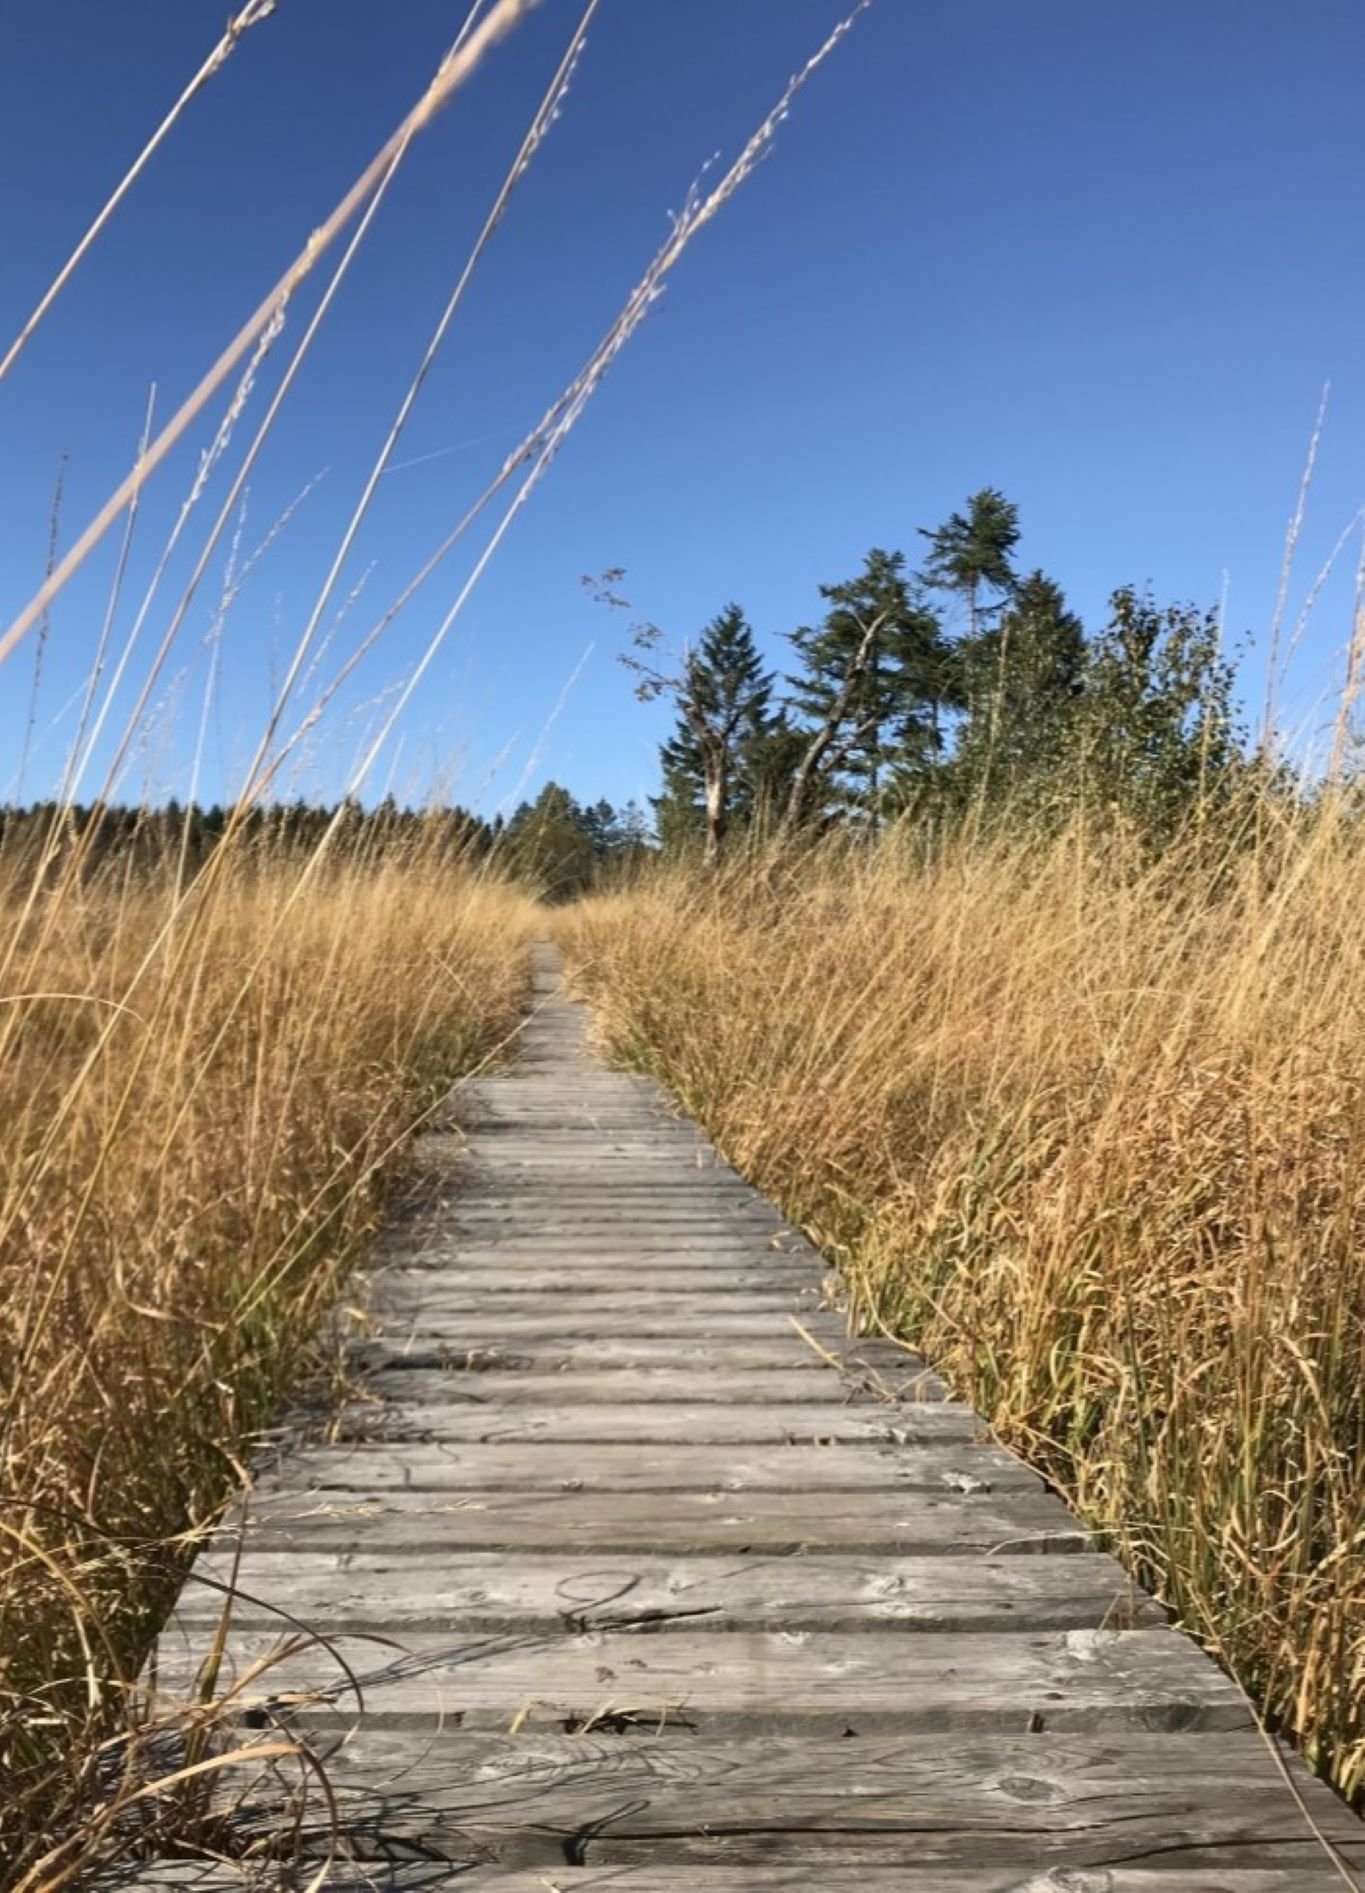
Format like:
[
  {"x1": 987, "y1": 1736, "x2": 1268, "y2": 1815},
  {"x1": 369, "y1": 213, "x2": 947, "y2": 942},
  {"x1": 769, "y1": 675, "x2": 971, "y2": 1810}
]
[{"x1": 703, "y1": 756, "x2": 728, "y2": 869}]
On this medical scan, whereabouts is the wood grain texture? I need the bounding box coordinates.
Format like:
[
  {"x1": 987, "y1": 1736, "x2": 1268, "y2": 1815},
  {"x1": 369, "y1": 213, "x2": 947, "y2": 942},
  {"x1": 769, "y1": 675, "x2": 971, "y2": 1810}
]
[
  {"x1": 252, "y1": 1439, "x2": 1039, "y2": 1494},
  {"x1": 373, "y1": 1289, "x2": 825, "y2": 1314},
  {"x1": 150, "y1": 1625, "x2": 1252, "y2": 1736},
  {"x1": 236, "y1": 1486, "x2": 1088, "y2": 1555},
  {"x1": 347, "y1": 1339, "x2": 898, "y2": 1368},
  {"x1": 140, "y1": 945, "x2": 1359, "y2": 1886},
  {"x1": 87, "y1": 1869, "x2": 1365, "y2": 1891},
  {"x1": 168, "y1": 1550, "x2": 1162, "y2": 1633},
  {"x1": 159, "y1": 1731, "x2": 1365, "y2": 1876},
  {"x1": 322, "y1": 1396, "x2": 979, "y2": 1444},
  {"x1": 350, "y1": 1366, "x2": 951, "y2": 1405},
  {"x1": 370, "y1": 1267, "x2": 830, "y2": 1293}
]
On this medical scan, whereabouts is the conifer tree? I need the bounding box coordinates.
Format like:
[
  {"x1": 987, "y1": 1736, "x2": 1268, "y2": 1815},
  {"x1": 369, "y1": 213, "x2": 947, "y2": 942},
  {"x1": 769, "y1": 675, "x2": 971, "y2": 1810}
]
[
  {"x1": 501, "y1": 781, "x2": 598, "y2": 900},
  {"x1": 919, "y1": 488, "x2": 1021, "y2": 641},
  {"x1": 642, "y1": 604, "x2": 777, "y2": 865},
  {"x1": 651, "y1": 733, "x2": 706, "y2": 853},
  {"x1": 951, "y1": 569, "x2": 1085, "y2": 808},
  {"x1": 784, "y1": 548, "x2": 949, "y2": 830}
]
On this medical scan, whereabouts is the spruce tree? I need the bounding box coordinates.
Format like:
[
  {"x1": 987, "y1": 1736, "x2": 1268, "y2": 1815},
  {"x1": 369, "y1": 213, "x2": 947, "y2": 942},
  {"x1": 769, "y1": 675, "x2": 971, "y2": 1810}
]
[
  {"x1": 579, "y1": 798, "x2": 621, "y2": 857},
  {"x1": 919, "y1": 488, "x2": 1021, "y2": 642},
  {"x1": 651, "y1": 728, "x2": 706, "y2": 854},
  {"x1": 501, "y1": 782, "x2": 598, "y2": 900},
  {"x1": 952, "y1": 569, "x2": 1086, "y2": 810},
  {"x1": 785, "y1": 548, "x2": 950, "y2": 830},
  {"x1": 647, "y1": 604, "x2": 777, "y2": 865}
]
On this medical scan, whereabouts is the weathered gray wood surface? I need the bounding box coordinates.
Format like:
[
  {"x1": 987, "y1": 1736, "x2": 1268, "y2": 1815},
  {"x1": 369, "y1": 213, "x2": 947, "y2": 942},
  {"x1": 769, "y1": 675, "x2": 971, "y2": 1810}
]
[
  {"x1": 137, "y1": 945, "x2": 1361, "y2": 1889},
  {"x1": 248, "y1": 1438, "x2": 1039, "y2": 1491},
  {"x1": 169, "y1": 1549, "x2": 1163, "y2": 1633},
  {"x1": 87, "y1": 1872, "x2": 1365, "y2": 1892},
  {"x1": 324, "y1": 1395, "x2": 978, "y2": 1442}
]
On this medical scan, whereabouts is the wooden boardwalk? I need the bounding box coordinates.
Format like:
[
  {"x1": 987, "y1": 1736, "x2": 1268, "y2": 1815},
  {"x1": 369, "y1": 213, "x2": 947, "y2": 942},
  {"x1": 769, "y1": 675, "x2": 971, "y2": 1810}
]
[{"x1": 137, "y1": 945, "x2": 1363, "y2": 1890}]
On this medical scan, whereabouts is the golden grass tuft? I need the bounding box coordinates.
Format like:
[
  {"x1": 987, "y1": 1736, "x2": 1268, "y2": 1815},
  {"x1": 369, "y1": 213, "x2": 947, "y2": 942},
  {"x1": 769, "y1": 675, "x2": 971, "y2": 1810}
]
[{"x1": 561, "y1": 811, "x2": 1365, "y2": 1804}]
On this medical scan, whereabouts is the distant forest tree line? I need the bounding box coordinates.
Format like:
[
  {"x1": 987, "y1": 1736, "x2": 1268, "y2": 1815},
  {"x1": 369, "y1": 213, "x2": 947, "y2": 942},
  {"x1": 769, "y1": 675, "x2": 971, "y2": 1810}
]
[
  {"x1": 627, "y1": 486, "x2": 1249, "y2": 867},
  {"x1": 0, "y1": 787, "x2": 653, "y2": 904},
  {"x1": 1, "y1": 486, "x2": 1265, "y2": 900}
]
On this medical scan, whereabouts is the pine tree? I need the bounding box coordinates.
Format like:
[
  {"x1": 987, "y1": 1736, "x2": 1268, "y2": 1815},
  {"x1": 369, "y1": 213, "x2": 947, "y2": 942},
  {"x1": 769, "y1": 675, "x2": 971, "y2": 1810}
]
[
  {"x1": 743, "y1": 711, "x2": 806, "y2": 836},
  {"x1": 579, "y1": 799, "x2": 621, "y2": 857},
  {"x1": 645, "y1": 604, "x2": 777, "y2": 865},
  {"x1": 919, "y1": 488, "x2": 1021, "y2": 642},
  {"x1": 501, "y1": 781, "x2": 598, "y2": 900},
  {"x1": 951, "y1": 569, "x2": 1085, "y2": 809},
  {"x1": 652, "y1": 718, "x2": 706, "y2": 854},
  {"x1": 785, "y1": 548, "x2": 949, "y2": 830}
]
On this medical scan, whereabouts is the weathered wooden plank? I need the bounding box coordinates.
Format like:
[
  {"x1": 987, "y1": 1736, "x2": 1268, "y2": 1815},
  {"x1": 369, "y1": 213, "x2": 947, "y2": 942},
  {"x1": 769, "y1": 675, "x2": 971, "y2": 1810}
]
[
  {"x1": 436, "y1": 1245, "x2": 802, "y2": 1264},
  {"x1": 451, "y1": 1194, "x2": 783, "y2": 1210},
  {"x1": 385, "y1": 1246, "x2": 818, "y2": 1268},
  {"x1": 445, "y1": 1226, "x2": 792, "y2": 1242},
  {"x1": 449, "y1": 1200, "x2": 780, "y2": 1214},
  {"x1": 449, "y1": 1208, "x2": 781, "y2": 1221},
  {"x1": 234, "y1": 1491, "x2": 1082, "y2": 1552},
  {"x1": 457, "y1": 1167, "x2": 740, "y2": 1180},
  {"x1": 461, "y1": 1140, "x2": 730, "y2": 1154},
  {"x1": 180, "y1": 1729, "x2": 1365, "y2": 1874},
  {"x1": 461, "y1": 1113, "x2": 706, "y2": 1126},
  {"x1": 452, "y1": 1169, "x2": 760, "y2": 1180},
  {"x1": 452, "y1": 1173, "x2": 772, "y2": 1188},
  {"x1": 440, "y1": 1173, "x2": 764, "y2": 1187},
  {"x1": 373, "y1": 1286, "x2": 826, "y2": 1307},
  {"x1": 424, "y1": 1238, "x2": 811, "y2": 1257},
  {"x1": 348, "y1": 1339, "x2": 931, "y2": 1375},
  {"x1": 465, "y1": 1136, "x2": 738, "y2": 1149},
  {"x1": 371, "y1": 1287, "x2": 825, "y2": 1313},
  {"x1": 466, "y1": 1113, "x2": 686, "y2": 1127},
  {"x1": 381, "y1": 1235, "x2": 815, "y2": 1254},
  {"x1": 419, "y1": 1199, "x2": 796, "y2": 1220},
  {"x1": 149, "y1": 1626, "x2": 1249, "y2": 1735},
  {"x1": 358, "y1": 1314, "x2": 868, "y2": 1344},
  {"x1": 593, "y1": 1840, "x2": 1365, "y2": 1874},
  {"x1": 359, "y1": 1367, "x2": 950, "y2": 1405},
  {"x1": 168, "y1": 1549, "x2": 1161, "y2": 1632},
  {"x1": 463, "y1": 1113, "x2": 708, "y2": 1128},
  {"x1": 367, "y1": 1294, "x2": 829, "y2": 1325},
  {"x1": 252, "y1": 1439, "x2": 1037, "y2": 1495},
  {"x1": 458, "y1": 1173, "x2": 757, "y2": 1188},
  {"x1": 445, "y1": 1208, "x2": 780, "y2": 1221},
  {"x1": 366, "y1": 1300, "x2": 836, "y2": 1330},
  {"x1": 84, "y1": 1868, "x2": 1363, "y2": 1891},
  {"x1": 433, "y1": 1210, "x2": 801, "y2": 1226},
  {"x1": 235, "y1": 1487, "x2": 1081, "y2": 1556},
  {"x1": 325, "y1": 1396, "x2": 977, "y2": 1443}
]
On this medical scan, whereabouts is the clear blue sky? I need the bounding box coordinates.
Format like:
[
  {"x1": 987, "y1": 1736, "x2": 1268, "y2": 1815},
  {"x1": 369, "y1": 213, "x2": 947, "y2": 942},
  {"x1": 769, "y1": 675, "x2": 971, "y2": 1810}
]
[{"x1": 1, "y1": 0, "x2": 1361, "y2": 814}]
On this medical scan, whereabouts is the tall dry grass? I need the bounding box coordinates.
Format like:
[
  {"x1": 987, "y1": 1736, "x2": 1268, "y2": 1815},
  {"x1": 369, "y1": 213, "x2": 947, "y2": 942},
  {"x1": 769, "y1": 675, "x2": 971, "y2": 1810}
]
[
  {"x1": 562, "y1": 809, "x2": 1365, "y2": 1803},
  {"x1": 0, "y1": 829, "x2": 536, "y2": 1881}
]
